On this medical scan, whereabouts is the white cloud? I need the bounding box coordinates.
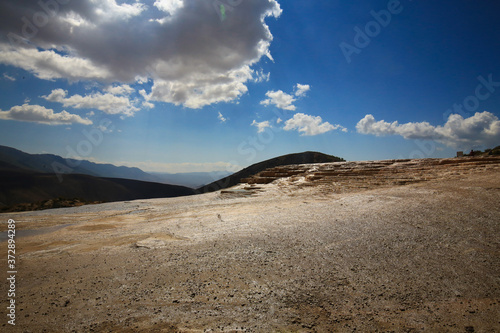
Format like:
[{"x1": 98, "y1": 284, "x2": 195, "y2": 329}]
[
  {"x1": 3, "y1": 73, "x2": 15, "y2": 81},
  {"x1": 145, "y1": 66, "x2": 253, "y2": 109},
  {"x1": 154, "y1": 0, "x2": 184, "y2": 16},
  {"x1": 261, "y1": 90, "x2": 296, "y2": 111},
  {"x1": 135, "y1": 76, "x2": 149, "y2": 85},
  {"x1": 253, "y1": 69, "x2": 270, "y2": 83},
  {"x1": 104, "y1": 84, "x2": 134, "y2": 96},
  {"x1": 356, "y1": 111, "x2": 500, "y2": 149},
  {"x1": 276, "y1": 117, "x2": 282, "y2": 124},
  {"x1": 0, "y1": 0, "x2": 282, "y2": 109},
  {"x1": 284, "y1": 113, "x2": 345, "y2": 136},
  {"x1": 0, "y1": 45, "x2": 112, "y2": 81},
  {"x1": 60, "y1": 11, "x2": 92, "y2": 30},
  {"x1": 356, "y1": 114, "x2": 434, "y2": 138},
  {"x1": 97, "y1": 124, "x2": 113, "y2": 133},
  {"x1": 0, "y1": 104, "x2": 92, "y2": 125},
  {"x1": 294, "y1": 84, "x2": 310, "y2": 97},
  {"x1": 251, "y1": 120, "x2": 271, "y2": 133},
  {"x1": 260, "y1": 83, "x2": 310, "y2": 111},
  {"x1": 218, "y1": 111, "x2": 227, "y2": 123},
  {"x1": 43, "y1": 89, "x2": 139, "y2": 116},
  {"x1": 138, "y1": 89, "x2": 154, "y2": 109},
  {"x1": 95, "y1": 0, "x2": 146, "y2": 21}
]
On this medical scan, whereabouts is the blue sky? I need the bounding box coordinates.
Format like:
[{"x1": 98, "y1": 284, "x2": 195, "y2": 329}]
[{"x1": 1, "y1": 0, "x2": 499, "y2": 173}]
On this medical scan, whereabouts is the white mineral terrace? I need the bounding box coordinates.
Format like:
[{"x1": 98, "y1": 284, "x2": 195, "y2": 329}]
[{"x1": 1, "y1": 156, "x2": 499, "y2": 332}]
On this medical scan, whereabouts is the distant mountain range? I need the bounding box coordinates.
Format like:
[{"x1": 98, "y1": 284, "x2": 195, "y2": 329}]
[
  {"x1": 149, "y1": 171, "x2": 232, "y2": 189},
  {"x1": 0, "y1": 145, "x2": 159, "y2": 181},
  {"x1": 0, "y1": 145, "x2": 230, "y2": 188},
  {"x1": 0, "y1": 145, "x2": 345, "y2": 212},
  {"x1": 197, "y1": 151, "x2": 345, "y2": 193},
  {"x1": 0, "y1": 145, "x2": 202, "y2": 211}
]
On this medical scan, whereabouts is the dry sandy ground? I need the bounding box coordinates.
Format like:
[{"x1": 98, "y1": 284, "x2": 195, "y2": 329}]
[{"x1": 0, "y1": 158, "x2": 499, "y2": 332}]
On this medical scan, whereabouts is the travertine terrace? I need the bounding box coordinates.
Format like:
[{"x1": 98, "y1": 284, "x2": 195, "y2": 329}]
[{"x1": 1, "y1": 157, "x2": 500, "y2": 332}]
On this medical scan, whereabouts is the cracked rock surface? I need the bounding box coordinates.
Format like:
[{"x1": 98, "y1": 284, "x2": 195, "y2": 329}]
[{"x1": 1, "y1": 157, "x2": 499, "y2": 332}]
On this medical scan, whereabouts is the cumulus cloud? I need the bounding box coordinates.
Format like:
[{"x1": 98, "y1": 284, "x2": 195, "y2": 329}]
[
  {"x1": 138, "y1": 89, "x2": 154, "y2": 109},
  {"x1": 356, "y1": 111, "x2": 500, "y2": 148},
  {"x1": 0, "y1": 104, "x2": 92, "y2": 125},
  {"x1": 95, "y1": 0, "x2": 146, "y2": 20},
  {"x1": 154, "y1": 0, "x2": 184, "y2": 16},
  {"x1": 284, "y1": 113, "x2": 346, "y2": 136},
  {"x1": 251, "y1": 120, "x2": 271, "y2": 133},
  {"x1": 0, "y1": 45, "x2": 112, "y2": 81},
  {"x1": 145, "y1": 66, "x2": 253, "y2": 109},
  {"x1": 294, "y1": 84, "x2": 310, "y2": 97},
  {"x1": 103, "y1": 84, "x2": 134, "y2": 96},
  {"x1": 261, "y1": 90, "x2": 296, "y2": 111},
  {"x1": 0, "y1": 0, "x2": 282, "y2": 109},
  {"x1": 261, "y1": 83, "x2": 310, "y2": 111},
  {"x1": 218, "y1": 111, "x2": 227, "y2": 123},
  {"x1": 43, "y1": 89, "x2": 139, "y2": 116}
]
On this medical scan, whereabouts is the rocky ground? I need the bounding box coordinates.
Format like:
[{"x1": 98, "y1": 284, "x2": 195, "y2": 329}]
[{"x1": 1, "y1": 157, "x2": 499, "y2": 332}]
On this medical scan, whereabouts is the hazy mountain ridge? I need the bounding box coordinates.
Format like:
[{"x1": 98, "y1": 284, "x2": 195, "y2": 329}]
[
  {"x1": 0, "y1": 145, "x2": 199, "y2": 211},
  {"x1": 0, "y1": 145, "x2": 240, "y2": 188},
  {"x1": 150, "y1": 171, "x2": 233, "y2": 188},
  {"x1": 0, "y1": 145, "x2": 160, "y2": 182}
]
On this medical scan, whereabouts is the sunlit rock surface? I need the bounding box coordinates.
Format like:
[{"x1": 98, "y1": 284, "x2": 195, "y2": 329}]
[{"x1": 1, "y1": 156, "x2": 499, "y2": 332}]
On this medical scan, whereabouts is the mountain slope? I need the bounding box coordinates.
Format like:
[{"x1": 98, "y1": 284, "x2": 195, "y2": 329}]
[
  {"x1": 197, "y1": 151, "x2": 345, "y2": 193},
  {"x1": 0, "y1": 145, "x2": 160, "y2": 182},
  {"x1": 0, "y1": 169, "x2": 195, "y2": 211}
]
